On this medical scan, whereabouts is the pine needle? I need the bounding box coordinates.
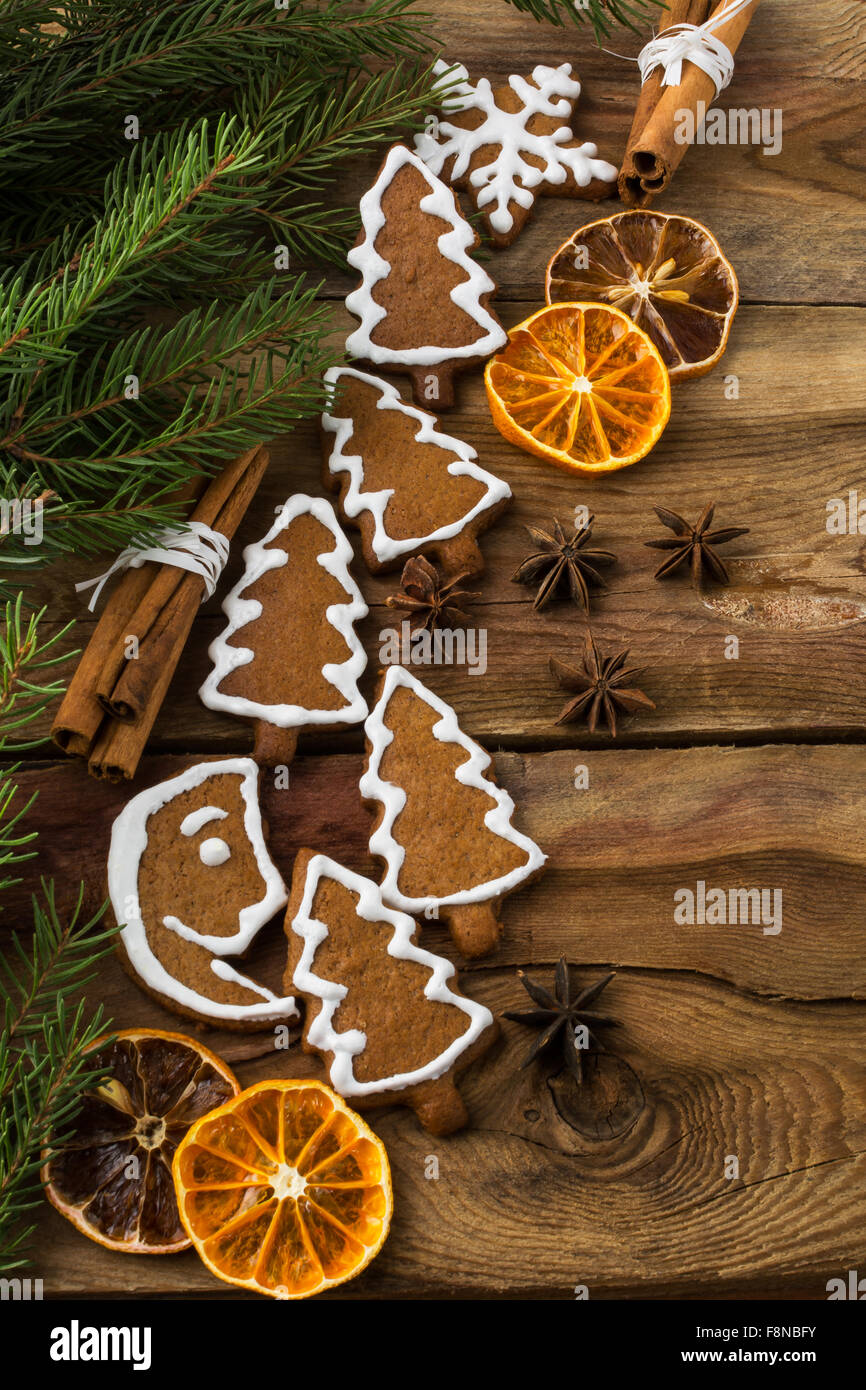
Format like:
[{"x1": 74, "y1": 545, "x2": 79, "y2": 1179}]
[
  {"x1": 0, "y1": 0, "x2": 440, "y2": 570},
  {"x1": 0, "y1": 599, "x2": 113, "y2": 1271},
  {"x1": 501, "y1": 0, "x2": 664, "y2": 40}
]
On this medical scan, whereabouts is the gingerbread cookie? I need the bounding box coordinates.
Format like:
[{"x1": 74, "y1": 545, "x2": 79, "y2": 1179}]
[
  {"x1": 345, "y1": 144, "x2": 506, "y2": 409},
  {"x1": 285, "y1": 850, "x2": 497, "y2": 1134},
  {"x1": 108, "y1": 758, "x2": 296, "y2": 1030},
  {"x1": 199, "y1": 495, "x2": 368, "y2": 766},
  {"x1": 415, "y1": 60, "x2": 617, "y2": 247},
  {"x1": 320, "y1": 366, "x2": 511, "y2": 577},
  {"x1": 360, "y1": 666, "x2": 546, "y2": 958}
]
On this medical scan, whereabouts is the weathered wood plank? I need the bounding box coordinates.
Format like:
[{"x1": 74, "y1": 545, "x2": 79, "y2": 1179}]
[
  {"x1": 27, "y1": 969, "x2": 866, "y2": 1298},
  {"x1": 8, "y1": 746, "x2": 866, "y2": 1001},
  {"x1": 27, "y1": 303, "x2": 866, "y2": 746},
  {"x1": 320, "y1": 83, "x2": 866, "y2": 309},
  {"x1": 301, "y1": 0, "x2": 866, "y2": 307}
]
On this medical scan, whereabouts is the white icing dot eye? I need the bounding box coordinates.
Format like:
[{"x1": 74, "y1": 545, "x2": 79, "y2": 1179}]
[{"x1": 199, "y1": 837, "x2": 231, "y2": 867}]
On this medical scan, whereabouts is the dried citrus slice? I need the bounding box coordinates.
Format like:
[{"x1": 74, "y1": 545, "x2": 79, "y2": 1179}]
[
  {"x1": 172, "y1": 1079, "x2": 392, "y2": 1299},
  {"x1": 545, "y1": 210, "x2": 738, "y2": 380},
  {"x1": 42, "y1": 1028, "x2": 239, "y2": 1254},
  {"x1": 485, "y1": 302, "x2": 670, "y2": 474}
]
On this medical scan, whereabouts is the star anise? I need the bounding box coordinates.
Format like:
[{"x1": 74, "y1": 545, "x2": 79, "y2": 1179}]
[
  {"x1": 550, "y1": 632, "x2": 654, "y2": 737},
  {"x1": 385, "y1": 555, "x2": 479, "y2": 632},
  {"x1": 645, "y1": 502, "x2": 749, "y2": 585},
  {"x1": 512, "y1": 516, "x2": 616, "y2": 612},
  {"x1": 503, "y1": 957, "x2": 618, "y2": 1085}
]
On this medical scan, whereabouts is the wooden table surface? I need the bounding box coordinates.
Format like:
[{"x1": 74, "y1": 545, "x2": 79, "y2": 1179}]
[{"x1": 14, "y1": 0, "x2": 866, "y2": 1299}]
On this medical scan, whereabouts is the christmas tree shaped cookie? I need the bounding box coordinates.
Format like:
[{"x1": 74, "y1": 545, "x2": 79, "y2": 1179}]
[
  {"x1": 415, "y1": 60, "x2": 617, "y2": 247},
  {"x1": 345, "y1": 144, "x2": 506, "y2": 409},
  {"x1": 199, "y1": 495, "x2": 367, "y2": 765},
  {"x1": 361, "y1": 666, "x2": 546, "y2": 958},
  {"x1": 108, "y1": 758, "x2": 296, "y2": 1029},
  {"x1": 285, "y1": 850, "x2": 497, "y2": 1134},
  {"x1": 321, "y1": 366, "x2": 511, "y2": 576}
]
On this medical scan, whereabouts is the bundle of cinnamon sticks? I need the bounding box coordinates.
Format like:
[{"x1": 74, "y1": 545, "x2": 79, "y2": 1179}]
[
  {"x1": 52, "y1": 446, "x2": 268, "y2": 782},
  {"x1": 618, "y1": 0, "x2": 760, "y2": 207}
]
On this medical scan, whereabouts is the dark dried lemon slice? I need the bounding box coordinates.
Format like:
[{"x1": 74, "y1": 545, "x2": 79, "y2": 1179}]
[
  {"x1": 546, "y1": 210, "x2": 738, "y2": 381},
  {"x1": 43, "y1": 1029, "x2": 239, "y2": 1254}
]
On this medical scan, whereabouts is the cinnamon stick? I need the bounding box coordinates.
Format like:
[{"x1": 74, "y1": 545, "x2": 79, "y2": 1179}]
[
  {"x1": 51, "y1": 564, "x2": 154, "y2": 756},
  {"x1": 88, "y1": 446, "x2": 269, "y2": 782},
  {"x1": 51, "y1": 446, "x2": 269, "y2": 782},
  {"x1": 51, "y1": 477, "x2": 204, "y2": 754},
  {"x1": 620, "y1": 0, "x2": 711, "y2": 191},
  {"x1": 95, "y1": 449, "x2": 263, "y2": 719},
  {"x1": 618, "y1": 0, "x2": 759, "y2": 207}
]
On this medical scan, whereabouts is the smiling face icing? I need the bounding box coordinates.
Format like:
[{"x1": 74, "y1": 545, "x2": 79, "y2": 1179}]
[{"x1": 108, "y1": 759, "x2": 296, "y2": 1029}]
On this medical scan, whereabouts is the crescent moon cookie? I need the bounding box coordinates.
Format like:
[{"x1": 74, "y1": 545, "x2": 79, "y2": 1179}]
[
  {"x1": 108, "y1": 758, "x2": 297, "y2": 1031},
  {"x1": 320, "y1": 366, "x2": 511, "y2": 577},
  {"x1": 199, "y1": 494, "x2": 368, "y2": 767},
  {"x1": 285, "y1": 850, "x2": 497, "y2": 1135},
  {"x1": 344, "y1": 143, "x2": 507, "y2": 410},
  {"x1": 415, "y1": 60, "x2": 617, "y2": 247},
  {"x1": 360, "y1": 666, "x2": 546, "y2": 959}
]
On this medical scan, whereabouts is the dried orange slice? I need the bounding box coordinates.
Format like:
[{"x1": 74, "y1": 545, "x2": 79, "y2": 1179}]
[
  {"x1": 546, "y1": 210, "x2": 738, "y2": 380},
  {"x1": 485, "y1": 302, "x2": 670, "y2": 474},
  {"x1": 42, "y1": 1029, "x2": 239, "y2": 1254},
  {"x1": 172, "y1": 1079, "x2": 392, "y2": 1299}
]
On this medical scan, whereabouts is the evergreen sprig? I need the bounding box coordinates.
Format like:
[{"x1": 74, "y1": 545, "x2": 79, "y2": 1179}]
[
  {"x1": 0, "y1": 890, "x2": 117, "y2": 1272},
  {"x1": 0, "y1": 0, "x2": 439, "y2": 568},
  {"x1": 0, "y1": 598, "x2": 115, "y2": 1272},
  {"x1": 502, "y1": 0, "x2": 665, "y2": 40}
]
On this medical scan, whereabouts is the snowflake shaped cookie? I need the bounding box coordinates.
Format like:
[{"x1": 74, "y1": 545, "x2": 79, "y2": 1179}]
[{"x1": 415, "y1": 60, "x2": 617, "y2": 246}]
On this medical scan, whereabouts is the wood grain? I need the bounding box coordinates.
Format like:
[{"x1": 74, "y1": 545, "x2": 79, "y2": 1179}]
[
  {"x1": 28, "y1": 302, "x2": 866, "y2": 747},
  {"x1": 27, "y1": 970, "x2": 866, "y2": 1299},
  {"x1": 8, "y1": 746, "x2": 866, "y2": 1002},
  {"x1": 308, "y1": 0, "x2": 866, "y2": 307}
]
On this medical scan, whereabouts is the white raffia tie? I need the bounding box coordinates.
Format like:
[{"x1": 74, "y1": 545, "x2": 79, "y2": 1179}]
[
  {"x1": 637, "y1": 0, "x2": 754, "y2": 99},
  {"x1": 75, "y1": 520, "x2": 230, "y2": 612}
]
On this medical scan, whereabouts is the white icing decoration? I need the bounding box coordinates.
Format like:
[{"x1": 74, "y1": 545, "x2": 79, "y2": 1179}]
[
  {"x1": 360, "y1": 665, "x2": 547, "y2": 910},
  {"x1": 290, "y1": 854, "x2": 494, "y2": 1096},
  {"x1": 321, "y1": 366, "x2": 512, "y2": 564},
  {"x1": 344, "y1": 144, "x2": 507, "y2": 367},
  {"x1": 180, "y1": 806, "x2": 228, "y2": 836},
  {"x1": 199, "y1": 494, "x2": 368, "y2": 728},
  {"x1": 199, "y1": 836, "x2": 231, "y2": 866},
  {"x1": 108, "y1": 757, "x2": 297, "y2": 1023},
  {"x1": 415, "y1": 61, "x2": 617, "y2": 237},
  {"x1": 209, "y1": 959, "x2": 284, "y2": 1003}
]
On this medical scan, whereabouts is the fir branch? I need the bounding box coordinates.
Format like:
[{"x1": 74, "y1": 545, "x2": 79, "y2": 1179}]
[
  {"x1": 0, "y1": 596, "x2": 74, "y2": 888},
  {"x1": 3, "y1": 283, "x2": 337, "y2": 527},
  {"x1": 0, "y1": 595, "x2": 73, "y2": 749},
  {"x1": 0, "y1": 888, "x2": 116, "y2": 1271},
  {"x1": 1, "y1": 116, "x2": 266, "y2": 374},
  {"x1": 502, "y1": 0, "x2": 665, "y2": 39},
  {"x1": 0, "y1": 597, "x2": 113, "y2": 1273},
  {"x1": 0, "y1": 0, "x2": 434, "y2": 177},
  {"x1": 0, "y1": 0, "x2": 442, "y2": 567}
]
